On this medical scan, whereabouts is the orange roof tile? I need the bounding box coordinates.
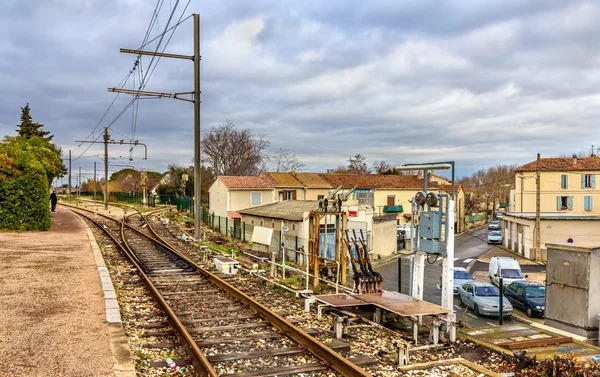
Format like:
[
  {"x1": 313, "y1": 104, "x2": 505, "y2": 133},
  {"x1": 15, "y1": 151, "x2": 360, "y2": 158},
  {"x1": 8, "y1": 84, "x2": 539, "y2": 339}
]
[
  {"x1": 260, "y1": 172, "x2": 303, "y2": 187},
  {"x1": 227, "y1": 211, "x2": 241, "y2": 219},
  {"x1": 218, "y1": 176, "x2": 273, "y2": 189},
  {"x1": 318, "y1": 174, "x2": 427, "y2": 189},
  {"x1": 292, "y1": 172, "x2": 331, "y2": 188},
  {"x1": 516, "y1": 156, "x2": 600, "y2": 172}
]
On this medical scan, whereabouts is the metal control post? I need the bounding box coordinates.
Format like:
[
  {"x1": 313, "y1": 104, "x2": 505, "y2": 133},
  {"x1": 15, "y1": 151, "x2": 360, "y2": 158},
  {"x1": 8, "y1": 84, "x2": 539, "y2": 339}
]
[{"x1": 499, "y1": 276, "x2": 504, "y2": 325}]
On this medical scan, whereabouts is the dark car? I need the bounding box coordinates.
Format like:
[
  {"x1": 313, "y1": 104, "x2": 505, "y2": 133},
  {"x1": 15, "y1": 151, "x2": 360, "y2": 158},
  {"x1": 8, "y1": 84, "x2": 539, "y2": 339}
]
[
  {"x1": 505, "y1": 281, "x2": 545, "y2": 318},
  {"x1": 488, "y1": 221, "x2": 501, "y2": 231}
]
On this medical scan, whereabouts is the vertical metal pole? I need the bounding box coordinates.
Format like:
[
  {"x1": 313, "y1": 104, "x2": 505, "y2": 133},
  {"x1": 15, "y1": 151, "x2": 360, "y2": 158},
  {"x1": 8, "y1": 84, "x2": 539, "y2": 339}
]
[
  {"x1": 103, "y1": 127, "x2": 109, "y2": 210},
  {"x1": 499, "y1": 276, "x2": 504, "y2": 325},
  {"x1": 78, "y1": 166, "x2": 81, "y2": 201},
  {"x1": 193, "y1": 13, "x2": 202, "y2": 240},
  {"x1": 68, "y1": 150, "x2": 72, "y2": 202},
  {"x1": 442, "y1": 199, "x2": 455, "y2": 310},
  {"x1": 535, "y1": 153, "x2": 541, "y2": 260},
  {"x1": 93, "y1": 162, "x2": 97, "y2": 202},
  {"x1": 520, "y1": 176, "x2": 524, "y2": 212},
  {"x1": 398, "y1": 256, "x2": 402, "y2": 293}
]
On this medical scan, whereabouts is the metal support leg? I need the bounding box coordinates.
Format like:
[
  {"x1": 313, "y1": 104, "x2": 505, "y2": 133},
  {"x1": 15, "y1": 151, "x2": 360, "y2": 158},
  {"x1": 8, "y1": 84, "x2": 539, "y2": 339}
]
[
  {"x1": 334, "y1": 317, "x2": 344, "y2": 340},
  {"x1": 413, "y1": 322, "x2": 418, "y2": 344},
  {"x1": 304, "y1": 296, "x2": 315, "y2": 313},
  {"x1": 394, "y1": 340, "x2": 410, "y2": 366},
  {"x1": 430, "y1": 322, "x2": 440, "y2": 345},
  {"x1": 374, "y1": 307, "x2": 382, "y2": 325}
]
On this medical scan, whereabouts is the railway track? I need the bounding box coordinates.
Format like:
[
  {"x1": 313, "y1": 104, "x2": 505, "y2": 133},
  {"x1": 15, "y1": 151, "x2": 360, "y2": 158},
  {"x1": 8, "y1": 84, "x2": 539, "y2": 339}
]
[{"x1": 68, "y1": 205, "x2": 376, "y2": 376}]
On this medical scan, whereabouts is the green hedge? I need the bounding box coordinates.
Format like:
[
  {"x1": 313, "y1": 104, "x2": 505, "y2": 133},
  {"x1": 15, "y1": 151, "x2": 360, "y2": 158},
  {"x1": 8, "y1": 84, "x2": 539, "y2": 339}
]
[{"x1": 0, "y1": 136, "x2": 59, "y2": 231}]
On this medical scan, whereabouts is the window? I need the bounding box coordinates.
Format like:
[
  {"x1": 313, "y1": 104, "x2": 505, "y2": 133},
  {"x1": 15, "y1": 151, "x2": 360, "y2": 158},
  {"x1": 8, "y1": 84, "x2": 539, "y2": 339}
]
[
  {"x1": 557, "y1": 196, "x2": 573, "y2": 210},
  {"x1": 585, "y1": 196, "x2": 594, "y2": 211},
  {"x1": 292, "y1": 224, "x2": 295, "y2": 231},
  {"x1": 387, "y1": 195, "x2": 395, "y2": 206},
  {"x1": 251, "y1": 192, "x2": 262, "y2": 206},
  {"x1": 561, "y1": 174, "x2": 568, "y2": 189},
  {"x1": 283, "y1": 190, "x2": 296, "y2": 200},
  {"x1": 317, "y1": 195, "x2": 324, "y2": 200},
  {"x1": 582, "y1": 174, "x2": 596, "y2": 189}
]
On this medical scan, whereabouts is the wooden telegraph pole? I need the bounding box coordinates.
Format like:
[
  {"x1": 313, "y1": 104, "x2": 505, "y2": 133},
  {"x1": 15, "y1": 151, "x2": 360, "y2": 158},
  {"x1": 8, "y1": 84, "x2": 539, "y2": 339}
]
[{"x1": 111, "y1": 14, "x2": 202, "y2": 239}]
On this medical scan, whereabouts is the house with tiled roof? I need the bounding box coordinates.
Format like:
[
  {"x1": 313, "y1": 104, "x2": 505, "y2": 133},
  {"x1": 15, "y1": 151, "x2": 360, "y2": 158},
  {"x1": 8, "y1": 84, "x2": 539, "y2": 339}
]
[
  {"x1": 318, "y1": 173, "x2": 466, "y2": 231},
  {"x1": 208, "y1": 176, "x2": 275, "y2": 219},
  {"x1": 260, "y1": 172, "x2": 332, "y2": 201},
  {"x1": 502, "y1": 155, "x2": 600, "y2": 261}
]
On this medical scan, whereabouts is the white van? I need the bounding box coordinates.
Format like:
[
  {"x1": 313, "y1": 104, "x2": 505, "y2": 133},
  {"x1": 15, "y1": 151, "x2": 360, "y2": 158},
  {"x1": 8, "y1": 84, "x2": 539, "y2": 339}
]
[{"x1": 488, "y1": 256, "x2": 526, "y2": 287}]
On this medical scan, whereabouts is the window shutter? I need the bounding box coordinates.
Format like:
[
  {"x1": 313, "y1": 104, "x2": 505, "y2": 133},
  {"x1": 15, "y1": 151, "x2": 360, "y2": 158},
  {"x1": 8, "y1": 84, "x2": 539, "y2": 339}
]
[
  {"x1": 582, "y1": 175, "x2": 586, "y2": 188},
  {"x1": 557, "y1": 196, "x2": 562, "y2": 210},
  {"x1": 586, "y1": 196, "x2": 594, "y2": 211},
  {"x1": 591, "y1": 196, "x2": 594, "y2": 211},
  {"x1": 592, "y1": 175, "x2": 596, "y2": 189},
  {"x1": 568, "y1": 196, "x2": 574, "y2": 211},
  {"x1": 584, "y1": 196, "x2": 590, "y2": 211},
  {"x1": 292, "y1": 190, "x2": 297, "y2": 200},
  {"x1": 561, "y1": 174, "x2": 568, "y2": 189}
]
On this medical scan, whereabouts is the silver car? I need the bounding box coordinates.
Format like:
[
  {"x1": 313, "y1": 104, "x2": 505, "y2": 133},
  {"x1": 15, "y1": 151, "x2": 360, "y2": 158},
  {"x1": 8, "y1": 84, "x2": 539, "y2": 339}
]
[
  {"x1": 453, "y1": 267, "x2": 474, "y2": 295},
  {"x1": 458, "y1": 281, "x2": 513, "y2": 317},
  {"x1": 487, "y1": 231, "x2": 502, "y2": 245}
]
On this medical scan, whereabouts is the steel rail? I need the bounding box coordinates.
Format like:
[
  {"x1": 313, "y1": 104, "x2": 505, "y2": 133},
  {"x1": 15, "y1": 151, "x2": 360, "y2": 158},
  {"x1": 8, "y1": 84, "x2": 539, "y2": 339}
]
[
  {"x1": 71, "y1": 209, "x2": 218, "y2": 377},
  {"x1": 142, "y1": 214, "x2": 373, "y2": 377}
]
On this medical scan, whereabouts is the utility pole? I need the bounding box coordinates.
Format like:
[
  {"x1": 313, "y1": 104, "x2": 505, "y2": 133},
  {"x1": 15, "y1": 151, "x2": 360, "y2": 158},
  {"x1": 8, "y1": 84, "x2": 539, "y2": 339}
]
[
  {"x1": 141, "y1": 170, "x2": 147, "y2": 206},
  {"x1": 535, "y1": 153, "x2": 541, "y2": 260},
  {"x1": 68, "y1": 150, "x2": 72, "y2": 202},
  {"x1": 104, "y1": 127, "x2": 109, "y2": 210},
  {"x1": 111, "y1": 13, "x2": 202, "y2": 239},
  {"x1": 520, "y1": 176, "x2": 525, "y2": 212},
  {"x1": 78, "y1": 166, "x2": 81, "y2": 201},
  {"x1": 94, "y1": 162, "x2": 97, "y2": 202},
  {"x1": 75, "y1": 127, "x2": 147, "y2": 211},
  {"x1": 193, "y1": 13, "x2": 202, "y2": 240}
]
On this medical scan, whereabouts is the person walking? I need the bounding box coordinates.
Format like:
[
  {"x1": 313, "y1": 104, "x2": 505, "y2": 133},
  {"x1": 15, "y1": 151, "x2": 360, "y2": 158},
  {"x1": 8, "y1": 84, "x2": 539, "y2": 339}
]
[{"x1": 50, "y1": 190, "x2": 58, "y2": 212}]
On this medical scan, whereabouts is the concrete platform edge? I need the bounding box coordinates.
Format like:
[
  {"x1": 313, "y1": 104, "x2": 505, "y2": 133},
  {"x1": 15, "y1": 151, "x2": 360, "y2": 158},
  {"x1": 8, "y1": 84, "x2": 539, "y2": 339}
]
[{"x1": 79, "y1": 216, "x2": 137, "y2": 377}]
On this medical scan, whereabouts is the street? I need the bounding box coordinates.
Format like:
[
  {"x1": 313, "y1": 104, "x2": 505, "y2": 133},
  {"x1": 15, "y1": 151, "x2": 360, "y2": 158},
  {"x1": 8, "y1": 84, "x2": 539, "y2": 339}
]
[{"x1": 375, "y1": 226, "x2": 521, "y2": 327}]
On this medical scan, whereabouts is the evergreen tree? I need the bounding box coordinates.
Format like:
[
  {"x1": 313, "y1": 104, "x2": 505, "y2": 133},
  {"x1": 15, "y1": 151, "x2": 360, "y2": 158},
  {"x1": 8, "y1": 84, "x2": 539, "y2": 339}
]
[{"x1": 16, "y1": 103, "x2": 53, "y2": 142}]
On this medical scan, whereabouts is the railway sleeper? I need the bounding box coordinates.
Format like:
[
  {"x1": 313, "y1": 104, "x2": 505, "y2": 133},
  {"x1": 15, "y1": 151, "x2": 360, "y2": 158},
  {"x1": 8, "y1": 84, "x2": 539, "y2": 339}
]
[{"x1": 207, "y1": 340, "x2": 350, "y2": 363}]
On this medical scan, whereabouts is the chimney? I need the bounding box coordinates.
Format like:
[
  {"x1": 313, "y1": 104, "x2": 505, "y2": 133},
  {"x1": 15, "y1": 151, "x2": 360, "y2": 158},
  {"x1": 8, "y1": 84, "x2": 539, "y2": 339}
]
[{"x1": 572, "y1": 154, "x2": 578, "y2": 166}]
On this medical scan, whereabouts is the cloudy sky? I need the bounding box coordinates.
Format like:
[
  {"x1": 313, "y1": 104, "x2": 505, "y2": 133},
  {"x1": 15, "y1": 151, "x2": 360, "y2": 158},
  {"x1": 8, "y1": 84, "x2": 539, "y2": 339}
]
[{"x1": 2, "y1": 0, "x2": 600, "y2": 182}]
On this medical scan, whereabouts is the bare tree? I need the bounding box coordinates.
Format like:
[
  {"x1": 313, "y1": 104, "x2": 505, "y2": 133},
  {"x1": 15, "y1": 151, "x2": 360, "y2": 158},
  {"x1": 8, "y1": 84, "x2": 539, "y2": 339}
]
[
  {"x1": 347, "y1": 154, "x2": 371, "y2": 174},
  {"x1": 270, "y1": 148, "x2": 305, "y2": 172},
  {"x1": 372, "y1": 160, "x2": 392, "y2": 174},
  {"x1": 202, "y1": 120, "x2": 270, "y2": 176}
]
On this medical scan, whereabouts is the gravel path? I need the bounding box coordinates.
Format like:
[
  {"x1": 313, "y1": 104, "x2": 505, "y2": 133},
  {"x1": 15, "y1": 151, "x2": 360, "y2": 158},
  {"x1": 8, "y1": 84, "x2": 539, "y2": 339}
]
[{"x1": 0, "y1": 207, "x2": 115, "y2": 377}]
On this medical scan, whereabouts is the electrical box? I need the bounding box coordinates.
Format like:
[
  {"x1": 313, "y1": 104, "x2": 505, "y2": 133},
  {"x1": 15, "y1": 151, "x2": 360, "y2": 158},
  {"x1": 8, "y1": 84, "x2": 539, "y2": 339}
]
[
  {"x1": 419, "y1": 212, "x2": 441, "y2": 239},
  {"x1": 420, "y1": 239, "x2": 441, "y2": 254},
  {"x1": 214, "y1": 256, "x2": 240, "y2": 275}
]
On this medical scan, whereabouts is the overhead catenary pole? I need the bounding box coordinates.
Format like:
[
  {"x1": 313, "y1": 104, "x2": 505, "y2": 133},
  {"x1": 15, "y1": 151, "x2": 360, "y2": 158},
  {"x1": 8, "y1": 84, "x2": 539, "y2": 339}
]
[
  {"x1": 78, "y1": 166, "x2": 81, "y2": 201},
  {"x1": 94, "y1": 162, "x2": 97, "y2": 202},
  {"x1": 193, "y1": 13, "x2": 202, "y2": 240},
  {"x1": 104, "y1": 127, "x2": 110, "y2": 210},
  {"x1": 535, "y1": 153, "x2": 541, "y2": 260},
  {"x1": 68, "y1": 150, "x2": 72, "y2": 202},
  {"x1": 113, "y1": 14, "x2": 201, "y2": 238}
]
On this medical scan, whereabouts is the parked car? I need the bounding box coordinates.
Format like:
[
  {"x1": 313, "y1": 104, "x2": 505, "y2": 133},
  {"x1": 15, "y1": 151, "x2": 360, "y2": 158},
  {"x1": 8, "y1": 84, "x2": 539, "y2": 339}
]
[
  {"x1": 496, "y1": 212, "x2": 503, "y2": 220},
  {"x1": 487, "y1": 231, "x2": 503, "y2": 245},
  {"x1": 505, "y1": 281, "x2": 545, "y2": 318},
  {"x1": 458, "y1": 281, "x2": 513, "y2": 317},
  {"x1": 442, "y1": 267, "x2": 474, "y2": 295},
  {"x1": 488, "y1": 256, "x2": 527, "y2": 287},
  {"x1": 488, "y1": 221, "x2": 501, "y2": 230}
]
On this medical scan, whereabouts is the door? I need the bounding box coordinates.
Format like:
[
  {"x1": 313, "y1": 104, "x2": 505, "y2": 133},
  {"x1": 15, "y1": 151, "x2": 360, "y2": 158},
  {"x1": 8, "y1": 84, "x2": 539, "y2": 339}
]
[{"x1": 387, "y1": 195, "x2": 395, "y2": 206}]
